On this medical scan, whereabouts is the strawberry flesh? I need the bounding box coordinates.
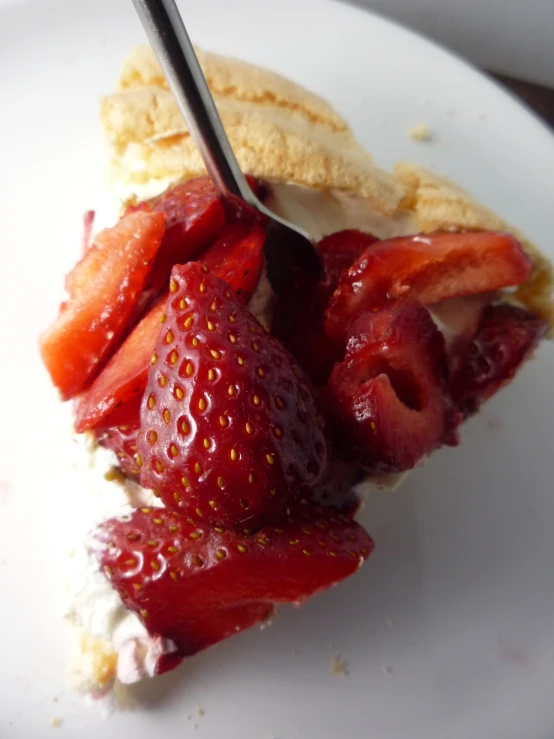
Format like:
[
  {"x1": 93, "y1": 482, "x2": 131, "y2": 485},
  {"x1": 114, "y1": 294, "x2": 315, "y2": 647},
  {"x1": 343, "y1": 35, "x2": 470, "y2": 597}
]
[
  {"x1": 137, "y1": 262, "x2": 327, "y2": 527},
  {"x1": 92, "y1": 504, "x2": 373, "y2": 661},
  {"x1": 200, "y1": 224, "x2": 265, "y2": 302},
  {"x1": 450, "y1": 303, "x2": 548, "y2": 418},
  {"x1": 327, "y1": 304, "x2": 450, "y2": 472},
  {"x1": 326, "y1": 231, "x2": 532, "y2": 340},
  {"x1": 40, "y1": 210, "x2": 165, "y2": 399},
  {"x1": 317, "y1": 229, "x2": 379, "y2": 292},
  {"x1": 74, "y1": 294, "x2": 167, "y2": 432}
]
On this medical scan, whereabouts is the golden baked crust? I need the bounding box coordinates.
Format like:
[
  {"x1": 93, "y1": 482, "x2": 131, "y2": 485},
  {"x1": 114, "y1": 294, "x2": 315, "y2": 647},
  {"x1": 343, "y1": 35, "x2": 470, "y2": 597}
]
[
  {"x1": 101, "y1": 47, "x2": 405, "y2": 216},
  {"x1": 101, "y1": 46, "x2": 553, "y2": 327}
]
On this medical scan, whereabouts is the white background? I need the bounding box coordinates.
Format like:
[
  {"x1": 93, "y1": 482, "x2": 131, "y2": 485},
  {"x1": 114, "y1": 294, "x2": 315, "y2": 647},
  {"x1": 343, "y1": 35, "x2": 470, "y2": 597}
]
[{"x1": 349, "y1": 0, "x2": 554, "y2": 86}]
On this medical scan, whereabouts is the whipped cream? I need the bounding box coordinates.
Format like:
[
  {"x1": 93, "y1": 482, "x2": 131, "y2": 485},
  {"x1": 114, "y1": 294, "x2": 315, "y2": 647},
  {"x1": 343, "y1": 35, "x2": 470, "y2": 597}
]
[{"x1": 62, "y1": 439, "x2": 181, "y2": 702}]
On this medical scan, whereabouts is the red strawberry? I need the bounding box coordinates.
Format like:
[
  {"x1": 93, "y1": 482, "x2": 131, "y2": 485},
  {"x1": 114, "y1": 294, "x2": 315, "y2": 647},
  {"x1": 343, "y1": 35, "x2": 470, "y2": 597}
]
[
  {"x1": 92, "y1": 504, "x2": 373, "y2": 661},
  {"x1": 40, "y1": 211, "x2": 165, "y2": 399},
  {"x1": 317, "y1": 229, "x2": 379, "y2": 292},
  {"x1": 137, "y1": 262, "x2": 327, "y2": 527},
  {"x1": 131, "y1": 175, "x2": 267, "y2": 314},
  {"x1": 200, "y1": 224, "x2": 265, "y2": 302},
  {"x1": 95, "y1": 396, "x2": 142, "y2": 481},
  {"x1": 327, "y1": 304, "x2": 450, "y2": 472},
  {"x1": 271, "y1": 231, "x2": 377, "y2": 386},
  {"x1": 450, "y1": 303, "x2": 548, "y2": 418},
  {"x1": 74, "y1": 294, "x2": 167, "y2": 432},
  {"x1": 326, "y1": 231, "x2": 532, "y2": 340},
  {"x1": 136, "y1": 177, "x2": 226, "y2": 307}
]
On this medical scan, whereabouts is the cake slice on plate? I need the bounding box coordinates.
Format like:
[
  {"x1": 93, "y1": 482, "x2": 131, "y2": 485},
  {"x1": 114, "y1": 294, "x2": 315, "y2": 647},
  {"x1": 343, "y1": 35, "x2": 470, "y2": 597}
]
[{"x1": 39, "y1": 47, "x2": 553, "y2": 702}]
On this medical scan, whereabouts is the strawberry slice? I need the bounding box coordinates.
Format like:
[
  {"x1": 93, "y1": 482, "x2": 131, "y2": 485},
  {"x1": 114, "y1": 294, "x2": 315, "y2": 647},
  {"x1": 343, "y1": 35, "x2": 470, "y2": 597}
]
[
  {"x1": 92, "y1": 504, "x2": 373, "y2": 661},
  {"x1": 129, "y1": 175, "x2": 267, "y2": 315},
  {"x1": 272, "y1": 231, "x2": 377, "y2": 386},
  {"x1": 327, "y1": 304, "x2": 450, "y2": 472},
  {"x1": 450, "y1": 303, "x2": 548, "y2": 418},
  {"x1": 326, "y1": 231, "x2": 532, "y2": 340},
  {"x1": 200, "y1": 224, "x2": 265, "y2": 302},
  {"x1": 74, "y1": 294, "x2": 168, "y2": 432},
  {"x1": 40, "y1": 211, "x2": 165, "y2": 399},
  {"x1": 95, "y1": 396, "x2": 142, "y2": 481},
  {"x1": 317, "y1": 229, "x2": 379, "y2": 292},
  {"x1": 137, "y1": 262, "x2": 327, "y2": 527}
]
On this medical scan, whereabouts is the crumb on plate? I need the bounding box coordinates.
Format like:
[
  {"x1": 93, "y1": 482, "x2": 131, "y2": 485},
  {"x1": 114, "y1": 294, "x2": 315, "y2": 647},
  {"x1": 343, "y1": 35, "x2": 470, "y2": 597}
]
[
  {"x1": 408, "y1": 123, "x2": 433, "y2": 141},
  {"x1": 329, "y1": 655, "x2": 348, "y2": 676}
]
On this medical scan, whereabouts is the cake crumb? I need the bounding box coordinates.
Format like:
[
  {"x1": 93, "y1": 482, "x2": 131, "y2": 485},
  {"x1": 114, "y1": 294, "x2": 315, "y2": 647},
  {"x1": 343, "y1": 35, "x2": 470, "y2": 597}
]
[
  {"x1": 104, "y1": 466, "x2": 127, "y2": 484},
  {"x1": 329, "y1": 655, "x2": 348, "y2": 676},
  {"x1": 197, "y1": 706, "x2": 205, "y2": 717},
  {"x1": 386, "y1": 617, "x2": 395, "y2": 629},
  {"x1": 381, "y1": 665, "x2": 393, "y2": 676},
  {"x1": 50, "y1": 717, "x2": 62, "y2": 728},
  {"x1": 408, "y1": 123, "x2": 432, "y2": 141}
]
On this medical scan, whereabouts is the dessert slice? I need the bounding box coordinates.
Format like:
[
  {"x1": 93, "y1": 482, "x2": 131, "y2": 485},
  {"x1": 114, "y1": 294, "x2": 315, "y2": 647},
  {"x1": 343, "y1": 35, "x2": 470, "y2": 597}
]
[{"x1": 41, "y1": 47, "x2": 553, "y2": 702}]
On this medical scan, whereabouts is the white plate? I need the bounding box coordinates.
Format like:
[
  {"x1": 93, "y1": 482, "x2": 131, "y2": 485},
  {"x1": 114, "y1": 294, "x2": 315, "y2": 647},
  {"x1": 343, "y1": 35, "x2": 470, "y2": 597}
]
[{"x1": 1, "y1": 0, "x2": 554, "y2": 737}]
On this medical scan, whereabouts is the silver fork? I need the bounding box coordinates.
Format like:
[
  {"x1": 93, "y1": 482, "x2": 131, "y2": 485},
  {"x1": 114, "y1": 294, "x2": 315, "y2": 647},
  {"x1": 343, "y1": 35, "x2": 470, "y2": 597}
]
[{"x1": 131, "y1": 0, "x2": 322, "y2": 292}]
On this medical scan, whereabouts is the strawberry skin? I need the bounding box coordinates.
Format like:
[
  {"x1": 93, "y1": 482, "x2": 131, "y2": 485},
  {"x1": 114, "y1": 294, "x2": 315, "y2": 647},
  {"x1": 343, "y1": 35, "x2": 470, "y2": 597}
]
[
  {"x1": 137, "y1": 262, "x2": 327, "y2": 527},
  {"x1": 92, "y1": 504, "x2": 373, "y2": 661},
  {"x1": 40, "y1": 211, "x2": 165, "y2": 399},
  {"x1": 450, "y1": 303, "x2": 548, "y2": 418},
  {"x1": 317, "y1": 229, "x2": 379, "y2": 292},
  {"x1": 327, "y1": 304, "x2": 450, "y2": 472},
  {"x1": 144, "y1": 177, "x2": 226, "y2": 300},
  {"x1": 326, "y1": 231, "x2": 532, "y2": 340},
  {"x1": 200, "y1": 224, "x2": 265, "y2": 303},
  {"x1": 74, "y1": 294, "x2": 167, "y2": 433}
]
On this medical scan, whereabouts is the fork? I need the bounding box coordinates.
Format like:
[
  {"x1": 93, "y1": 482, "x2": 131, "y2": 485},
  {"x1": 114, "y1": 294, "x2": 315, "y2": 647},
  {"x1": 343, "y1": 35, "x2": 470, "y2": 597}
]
[{"x1": 131, "y1": 0, "x2": 322, "y2": 292}]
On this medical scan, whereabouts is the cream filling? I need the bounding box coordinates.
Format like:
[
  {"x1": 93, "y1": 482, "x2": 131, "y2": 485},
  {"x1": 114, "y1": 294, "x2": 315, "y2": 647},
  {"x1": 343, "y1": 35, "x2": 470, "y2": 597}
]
[{"x1": 69, "y1": 180, "x2": 486, "y2": 700}]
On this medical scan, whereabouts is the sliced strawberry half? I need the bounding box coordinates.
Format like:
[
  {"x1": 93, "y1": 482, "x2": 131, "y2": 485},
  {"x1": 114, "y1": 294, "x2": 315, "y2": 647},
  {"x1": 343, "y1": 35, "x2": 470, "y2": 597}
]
[
  {"x1": 74, "y1": 293, "x2": 168, "y2": 433},
  {"x1": 450, "y1": 303, "x2": 548, "y2": 418},
  {"x1": 326, "y1": 231, "x2": 532, "y2": 340},
  {"x1": 137, "y1": 262, "x2": 327, "y2": 527},
  {"x1": 200, "y1": 224, "x2": 265, "y2": 302},
  {"x1": 40, "y1": 210, "x2": 165, "y2": 399},
  {"x1": 92, "y1": 504, "x2": 373, "y2": 662},
  {"x1": 327, "y1": 304, "x2": 451, "y2": 473}
]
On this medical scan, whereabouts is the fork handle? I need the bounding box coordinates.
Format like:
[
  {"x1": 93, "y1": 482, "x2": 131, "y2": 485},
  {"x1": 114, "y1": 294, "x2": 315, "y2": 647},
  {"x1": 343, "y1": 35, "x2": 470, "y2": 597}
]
[{"x1": 131, "y1": 0, "x2": 257, "y2": 204}]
